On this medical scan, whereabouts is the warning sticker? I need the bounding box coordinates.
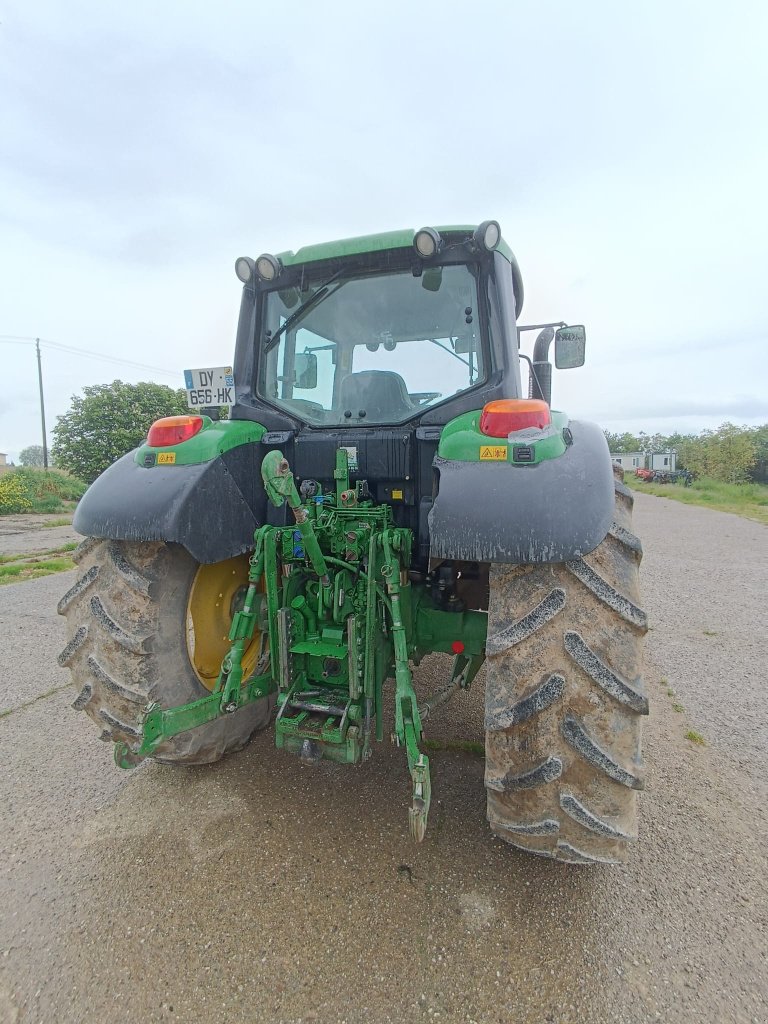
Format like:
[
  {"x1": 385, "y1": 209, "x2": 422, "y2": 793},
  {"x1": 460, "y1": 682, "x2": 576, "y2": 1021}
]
[
  {"x1": 340, "y1": 446, "x2": 358, "y2": 470},
  {"x1": 157, "y1": 452, "x2": 176, "y2": 465},
  {"x1": 479, "y1": 446, "x2": 508, "y2": 461}
]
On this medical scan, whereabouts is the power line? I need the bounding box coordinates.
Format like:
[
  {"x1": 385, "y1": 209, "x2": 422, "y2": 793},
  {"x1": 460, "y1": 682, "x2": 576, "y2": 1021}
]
[
  {"x1": 0, "y1": 335, "x2": 179, "y2": 377},
  {"x1": 0, "y1": 334, "x2": 183, "y2": 470}
]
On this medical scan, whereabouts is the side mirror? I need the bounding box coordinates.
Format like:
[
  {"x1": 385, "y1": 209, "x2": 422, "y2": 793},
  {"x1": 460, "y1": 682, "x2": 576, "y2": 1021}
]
[
  {"x1": 294, "y1": 351, "x2": 318, "y2": 390},
  {"x1": 554, "y1": 325, "x2": 586, "y2": 368}
]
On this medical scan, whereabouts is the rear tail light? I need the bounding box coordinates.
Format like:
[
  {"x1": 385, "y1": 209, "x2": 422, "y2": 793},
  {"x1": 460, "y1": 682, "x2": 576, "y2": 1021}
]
[
  {"x1": 147, "y1": 415, "x2": 204, "y2": 447},
  {"x1": 479, "y1": 399, "x2": 551, "y2": 438}
]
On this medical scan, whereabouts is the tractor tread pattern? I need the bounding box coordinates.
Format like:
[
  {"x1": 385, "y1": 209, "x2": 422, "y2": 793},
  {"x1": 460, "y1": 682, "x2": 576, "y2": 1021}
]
[
  {"x1": 72, "y1": 537, "x2": 101, "y2": 565},
  {"x1": 58, "y1": 538, "x2": 274, "y2": 763},
  {"x1": 485, "y1": 673, "x2": 565, "y2": 731},
  {"x1": 559, "y1": 792, "x2": 634, "y2": 840},
  {"x1": 562, "y1": 715, "x2": 644, "y2": 790},
  {"x1": 613, "y1": 478, "x2": 634, "y2": 503},
  {"x1": 564, "y1": 631, "x2": 648, "y2": 714},
  {"x1": 555, "y1": 841, "x2": 621, "y2": 865},
  {"x1": 71, "y1": 683, "x2": 93, "y2": 711},
  {"x1": 58, "y1": 626, "x2": 88, "y2": 667},
  {"x1": 565, "y1": 558, "x2": 648, "y2": 631},
  {"x1": 488, "y1": 815, "x2": 560, "y2": 836},
  {"x1": 57, "y1": 566, "x2": 100, "y2": 615},
  {"x1": 98, "y1": 708, "x2": 141, "y2": 739},
  {"x1": 486, "y1": 588, "x2": 566, "y2": 656},
  {"x1": 485, "y1": 479, "x2": 645, "y2": 864},
  {"x1": 485, "y1": 756, "x2": 563, "y2": 792},
  {"x1": 87, "y1": 655, "x2": 145, "y2": 704},
  {"x1": 108, "y1": 543, "x2": 152, "y2": 595},
  {"x1": 88, "y1": 595, "x2": 148, "y2": 654},
  {"x1": 608, "y1": 522, "x2": 643, "y2": 557}
]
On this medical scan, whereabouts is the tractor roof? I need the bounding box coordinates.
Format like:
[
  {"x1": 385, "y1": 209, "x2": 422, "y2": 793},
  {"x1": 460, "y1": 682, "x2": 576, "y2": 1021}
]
[{"x1": 276, "y1": 225, "x2": 515, "y2": 267}]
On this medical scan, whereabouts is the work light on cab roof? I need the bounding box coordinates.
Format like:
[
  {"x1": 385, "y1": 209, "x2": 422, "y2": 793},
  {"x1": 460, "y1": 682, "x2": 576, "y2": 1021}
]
[
  {"x1": 255, "y1": 253, "x2": 281, "y2": 282},
  {"x1": 474, "y1": 219, "x2": 501, "y2": 251},
  {"x1": 413, "y1": 227, "x2": 443, "y2": 258},
  {"x1": 234, "y1": 256, "x2": 255, "y2": 283}
]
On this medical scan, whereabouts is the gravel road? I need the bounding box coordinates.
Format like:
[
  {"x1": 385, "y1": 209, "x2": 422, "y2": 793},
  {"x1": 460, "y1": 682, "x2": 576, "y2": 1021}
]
[{"x1": 0, "y1": 494, "x2": 766, "y2": 1024}]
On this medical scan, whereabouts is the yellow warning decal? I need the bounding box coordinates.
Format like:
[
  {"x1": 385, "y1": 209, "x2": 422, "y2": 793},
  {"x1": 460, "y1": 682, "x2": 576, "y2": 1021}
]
[
  {"x1": 157, "y1": 452, "x2": 176, "y2": 465},
  {"x1": 479, "y1": 446, "x2": 508, "y2": 461},
  {"x1": 392, "y1": 489, "x2": 403, "y2": 500}
]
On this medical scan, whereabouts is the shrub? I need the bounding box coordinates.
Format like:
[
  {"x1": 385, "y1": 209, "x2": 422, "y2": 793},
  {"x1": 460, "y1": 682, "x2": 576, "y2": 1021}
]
[
  {"x1": 0, "y1": 475, "x2": 34, "y2": 514},
  {"x1": 0, "y1": 469, "x2": 87, "y2": 515}
]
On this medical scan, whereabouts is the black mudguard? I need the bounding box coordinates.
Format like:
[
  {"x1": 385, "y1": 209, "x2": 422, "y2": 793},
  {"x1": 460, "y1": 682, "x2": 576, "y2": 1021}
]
[
  {"x1": 73, "y1": 446, "x2": 266, "y2": 564},
  {"x1": 428, "y1": 420, "x2": 615, "y2": 564}
]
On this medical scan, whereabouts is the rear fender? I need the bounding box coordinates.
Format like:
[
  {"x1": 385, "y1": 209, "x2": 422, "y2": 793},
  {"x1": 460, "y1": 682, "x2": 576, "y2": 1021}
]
[
  {"x1": 73, "y1": 445, "x2": 267, "y2": 564},
  {"x1": 428, "y1": 420, "x2": 614, "y2": 563}
]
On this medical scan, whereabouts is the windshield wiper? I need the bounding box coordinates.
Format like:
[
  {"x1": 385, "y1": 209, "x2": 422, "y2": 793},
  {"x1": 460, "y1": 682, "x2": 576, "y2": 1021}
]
[
  {"x1": 264, "y1": 271, "x2": 345, "y2": 352},
  {"x1": 430, "y1": 338, "x2": 470, "y2": 367}
]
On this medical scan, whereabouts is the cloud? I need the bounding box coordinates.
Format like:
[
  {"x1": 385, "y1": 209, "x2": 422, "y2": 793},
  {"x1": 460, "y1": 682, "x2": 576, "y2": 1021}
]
[{"x1": 0, "y1": 0, "x2": 767, "y2": 459}]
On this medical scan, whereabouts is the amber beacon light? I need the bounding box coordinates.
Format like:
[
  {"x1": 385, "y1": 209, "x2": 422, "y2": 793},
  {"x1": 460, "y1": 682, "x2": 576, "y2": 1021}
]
[{"x1": 479, "y1": 399, "x2": 551, "y2": 438}]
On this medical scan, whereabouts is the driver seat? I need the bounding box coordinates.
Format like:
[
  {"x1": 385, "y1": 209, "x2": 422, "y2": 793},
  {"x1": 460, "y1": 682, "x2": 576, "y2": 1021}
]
[{"x1": 338, "y1": 370, "x2": 413, "y2": 419}]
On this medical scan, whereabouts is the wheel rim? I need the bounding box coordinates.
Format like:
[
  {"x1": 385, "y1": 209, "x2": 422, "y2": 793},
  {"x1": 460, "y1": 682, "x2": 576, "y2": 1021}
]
[{"x1": 186, "y1": 554, "x2": 263, "y2": 691}]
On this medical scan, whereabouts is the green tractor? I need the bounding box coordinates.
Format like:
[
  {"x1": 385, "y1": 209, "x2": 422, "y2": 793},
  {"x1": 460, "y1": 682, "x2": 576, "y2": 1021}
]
[{"x1": 58, "y1": 222, "x2": 647, "y2": 863}]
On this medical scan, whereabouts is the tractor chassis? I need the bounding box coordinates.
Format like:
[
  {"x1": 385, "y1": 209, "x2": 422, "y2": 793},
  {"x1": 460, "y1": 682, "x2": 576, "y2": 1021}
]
[{"x1": 115, "y1": 447, "x2": 487, "y2": 841}]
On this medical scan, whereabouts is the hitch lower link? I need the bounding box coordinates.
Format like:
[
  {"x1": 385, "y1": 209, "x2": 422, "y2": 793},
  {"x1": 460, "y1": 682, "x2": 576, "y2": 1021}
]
[{"x1": 115, "y1": 450, "x2": 435, "y2": 843}]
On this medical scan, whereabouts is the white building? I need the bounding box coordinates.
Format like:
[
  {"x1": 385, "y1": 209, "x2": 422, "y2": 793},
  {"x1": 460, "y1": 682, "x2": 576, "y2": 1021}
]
[
  {"x1": 609, "y1": 451, "x2": 677, "y2": 472},
  {"x1": 648, "y1": 451, "x2": 677, "y2": 472},
  {"x1": 610, "y1": 451, "x2": 645, "y2": 470}
]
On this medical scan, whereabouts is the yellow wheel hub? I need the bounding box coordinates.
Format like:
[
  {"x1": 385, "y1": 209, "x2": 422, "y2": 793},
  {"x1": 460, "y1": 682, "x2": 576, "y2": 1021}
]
[{"x1": 186, "y1": 554, "x2": 263, "y2": 691}]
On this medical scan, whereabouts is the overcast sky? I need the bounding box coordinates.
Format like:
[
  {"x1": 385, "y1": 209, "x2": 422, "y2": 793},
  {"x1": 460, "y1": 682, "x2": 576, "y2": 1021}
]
[{"x1": 1, "y1": 0, "x2": 766, "y2": 461}]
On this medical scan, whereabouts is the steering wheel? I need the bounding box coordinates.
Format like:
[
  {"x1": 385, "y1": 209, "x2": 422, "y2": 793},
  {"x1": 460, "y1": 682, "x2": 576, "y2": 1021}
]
[{"x1": 409, "y1": 392, "x2": 442, "y2": 405}]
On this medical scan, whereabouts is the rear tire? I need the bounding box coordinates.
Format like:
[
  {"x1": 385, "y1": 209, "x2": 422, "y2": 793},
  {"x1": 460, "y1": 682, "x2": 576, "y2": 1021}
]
[
  {"x1": 58, "y1": 539, "x2": 274, "y2": 764},
  {"x1": 484, "y1": 468, "x2": 648, "y2": 864}
]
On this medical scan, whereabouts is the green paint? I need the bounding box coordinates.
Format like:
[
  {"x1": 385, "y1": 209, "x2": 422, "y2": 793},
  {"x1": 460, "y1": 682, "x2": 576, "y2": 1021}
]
[
  {"x1": 116, "y1": 446, "x2": 496, "y2": 843},
  {"x1": 276, "y1": 224, "x2": 515, "y2": 268},
  {"x1": 437, "y1": 408, "x2": 570, "y2": 464},
  {"x1": 134, "y1": 418, "x2": 267, "y2": 468}
]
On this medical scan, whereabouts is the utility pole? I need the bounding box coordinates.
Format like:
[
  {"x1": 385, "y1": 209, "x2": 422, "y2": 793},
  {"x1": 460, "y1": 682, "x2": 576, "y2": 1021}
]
[{"x1": 35, "y1": 338, "x2": 49, "y2": 469}]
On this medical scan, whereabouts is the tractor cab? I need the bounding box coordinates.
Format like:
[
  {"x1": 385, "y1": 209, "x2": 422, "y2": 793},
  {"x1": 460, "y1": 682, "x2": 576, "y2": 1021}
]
[{"x1": 231, "y1": 223, "x2": 526, "y2": 434}]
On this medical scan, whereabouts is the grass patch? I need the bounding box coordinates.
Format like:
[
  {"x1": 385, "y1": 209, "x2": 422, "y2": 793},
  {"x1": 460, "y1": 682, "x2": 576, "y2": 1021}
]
[
  {"x1": 624, "y1": 475, "x2": 768, "y2": 525},
  {"x1": 42, "y1": 517, "x2": 73, "y2": 527},
  {"x1": 423, "y1": 737, "x2": 485, "y2": 757},
  {"x1": 0, "y1": 468, "x2": 87, "y2": 515},
  {"x1": 0, "y1": 542, "x2": 77, "y2": 565},
  {"x1": 672, "y1": 702, "x2": 684, "y2": 713},
  {"x1": 0, "y1": 557, "x2": 74, "y2": 582},
  {"x1": 0, "y1": 549, "x2": 76, "y2": 584},
  {"x1": 702, "y1": 630, "x2": 718, "y2": 636},
  {"x1": 685, "y1": 730, "x2": 706, "y2": 745}
]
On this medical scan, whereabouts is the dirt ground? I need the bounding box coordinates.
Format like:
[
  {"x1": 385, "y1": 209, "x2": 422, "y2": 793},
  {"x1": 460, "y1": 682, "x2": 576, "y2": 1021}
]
[
  {"x1": 0, "y1": 495, "x2": 766, "y2": 1024},
  {"x1": 0, "y1": 514, "x2": 79, "y2": 557}
]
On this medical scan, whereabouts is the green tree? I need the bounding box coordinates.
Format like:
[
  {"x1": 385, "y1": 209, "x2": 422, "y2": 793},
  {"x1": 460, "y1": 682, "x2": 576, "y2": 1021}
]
[
  {"x1": 637, "y1": 431, "x2": 669, "y2": 455},
  {"x1": 52, "y1": 380, "x2": 188, "y2": 482},
  {"x1": 747, "y1": 423, "x2": 768, "y2": 483},
  {"x1": 705, "y1": 423, "x2": 758, "y2": 483},
  {"x1": 19, "y1": 444, "x2": 48, "y2": 467},
  {"x1": 603, "y1": 431, "x2": 640, "y2": 453},
  {"x1": 678, "y1": 423, "x2": 757, "y2": 483}
]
